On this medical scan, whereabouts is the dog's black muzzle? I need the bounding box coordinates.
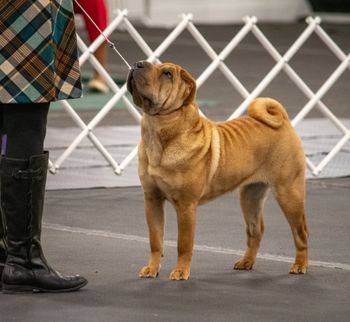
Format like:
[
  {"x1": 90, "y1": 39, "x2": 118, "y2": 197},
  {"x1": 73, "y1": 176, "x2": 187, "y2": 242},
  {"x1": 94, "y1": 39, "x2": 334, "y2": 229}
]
[{"x1": 127, "y1": 60, "x2": 152, "y2": 94}]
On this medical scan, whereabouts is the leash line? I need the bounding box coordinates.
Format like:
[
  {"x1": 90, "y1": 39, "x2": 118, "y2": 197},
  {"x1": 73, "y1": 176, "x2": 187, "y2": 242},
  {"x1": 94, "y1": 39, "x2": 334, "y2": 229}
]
[{"x1": 73, "y1": 0, "x2": 132, "y2": 69}]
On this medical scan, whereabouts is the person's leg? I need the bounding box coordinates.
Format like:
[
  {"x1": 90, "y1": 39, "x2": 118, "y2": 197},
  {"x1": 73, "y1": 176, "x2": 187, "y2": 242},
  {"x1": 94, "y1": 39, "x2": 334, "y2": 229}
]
[
  {"x1": 1, "y1": 103, "x2": 49, "y2": 159},
  {"x1": 74, "y1": 0, "x2": 109, "y2": 93},
  {"x1": 0, "y1": 103, "x2": 87, "y2": 293},
  {"x1": 0, "y1": 103, "x2": 48, "y2": 284},
  {"x1": 92, "y1": 44, "x2": 108, "y2": 81},
  {"x1": 0, "y1": 108, "x2": 5, "y2": 281},
  {"x1": 0, "y1": 187, "x2": 5, "y2": 283}
]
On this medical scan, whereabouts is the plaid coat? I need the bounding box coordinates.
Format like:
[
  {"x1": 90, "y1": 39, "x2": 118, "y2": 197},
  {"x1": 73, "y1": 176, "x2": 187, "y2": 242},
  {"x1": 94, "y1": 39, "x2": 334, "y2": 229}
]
[{"x1": 0, "y1": 0, "x2": 82, "y2": 103}]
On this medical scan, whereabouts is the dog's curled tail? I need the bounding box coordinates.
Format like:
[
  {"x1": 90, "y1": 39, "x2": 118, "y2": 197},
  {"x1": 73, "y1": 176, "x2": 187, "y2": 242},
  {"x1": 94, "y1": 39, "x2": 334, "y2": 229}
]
[{"x1": 248, "y1": 97, "x2": 289, "y2": 129}]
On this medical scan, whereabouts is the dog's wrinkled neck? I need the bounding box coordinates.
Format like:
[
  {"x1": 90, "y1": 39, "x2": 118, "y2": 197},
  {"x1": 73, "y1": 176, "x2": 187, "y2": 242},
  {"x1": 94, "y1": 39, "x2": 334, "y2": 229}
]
[
  {"x1": 144, "y1": 104, "x2": 201, "y2": 141},
  {"x1": 141, "y1": 104, "x2": 202, "y2": 167}
]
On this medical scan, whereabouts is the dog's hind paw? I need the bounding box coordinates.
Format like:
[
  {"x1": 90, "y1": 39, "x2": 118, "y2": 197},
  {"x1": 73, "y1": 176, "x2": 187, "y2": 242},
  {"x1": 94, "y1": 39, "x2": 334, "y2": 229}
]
[
  {"x1": 139, "y1": 265, "x2": 160, "y2": 278},
  {"x1": 289, "y1": 263, "x2": 308, "y2": 274}
]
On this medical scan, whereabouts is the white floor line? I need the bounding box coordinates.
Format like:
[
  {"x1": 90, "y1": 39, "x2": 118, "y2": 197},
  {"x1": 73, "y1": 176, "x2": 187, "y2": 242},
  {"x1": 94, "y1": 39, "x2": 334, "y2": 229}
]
[{"x1": 43, "y1": 222, "x2": 350, "y2": 271}]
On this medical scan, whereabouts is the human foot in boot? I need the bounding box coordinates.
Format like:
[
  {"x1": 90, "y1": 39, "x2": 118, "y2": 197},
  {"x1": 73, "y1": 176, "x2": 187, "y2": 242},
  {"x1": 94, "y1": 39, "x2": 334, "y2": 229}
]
[
  {"x1": 0, "y1": 209, "x2": 7, "y2": 286},
  {"x1": 0, "y1": 238, "x2": 6, "y2": 285},
  {"x1": 1, "y1": 153, "x2": 87, "y2": 293}
]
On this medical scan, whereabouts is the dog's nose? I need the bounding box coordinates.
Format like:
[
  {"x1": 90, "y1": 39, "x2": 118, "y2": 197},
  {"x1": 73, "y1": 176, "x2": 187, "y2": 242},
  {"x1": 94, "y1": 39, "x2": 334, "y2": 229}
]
[
  {"x1": 133, "y1": 60, "x2": 151, "y2": 70},
  {"x1": 135, "y1": 61, "x2": 144, "y2": 69}
]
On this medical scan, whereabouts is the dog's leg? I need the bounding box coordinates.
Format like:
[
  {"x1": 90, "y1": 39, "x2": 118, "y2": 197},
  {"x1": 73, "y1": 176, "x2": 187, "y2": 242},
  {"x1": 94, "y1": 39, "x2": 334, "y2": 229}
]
[
  {"x1": 274, "y1": 178, "x2": 309, "y2": 274},
  {"x1": 139, "y1": 192, "x2": 165, "y2": 278},
  {"x1": 170, "y1": 202, "x2": 197, "y2": 280},
  {"x1": 234, "y1": 182, "x2": 269, "y2": 271}
]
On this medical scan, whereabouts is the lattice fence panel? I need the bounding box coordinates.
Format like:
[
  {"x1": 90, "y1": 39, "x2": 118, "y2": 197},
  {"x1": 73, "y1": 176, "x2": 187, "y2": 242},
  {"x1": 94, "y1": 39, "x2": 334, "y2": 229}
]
[{"x1": 49, "y1": 11, "x2": 350, "y2": 177}]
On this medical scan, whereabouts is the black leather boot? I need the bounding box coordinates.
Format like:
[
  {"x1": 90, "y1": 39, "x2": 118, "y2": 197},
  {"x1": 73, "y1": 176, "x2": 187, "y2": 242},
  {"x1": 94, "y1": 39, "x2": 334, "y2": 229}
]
[
  {"x1": 1, "y1": 152, "x2": 88, "y2": 293},
  {"x1": 0, "y1": 155, "x2": 7, "y2": 286},
  {"x1": 0, "y1": 208, "x2": 6, "y2": 285}
]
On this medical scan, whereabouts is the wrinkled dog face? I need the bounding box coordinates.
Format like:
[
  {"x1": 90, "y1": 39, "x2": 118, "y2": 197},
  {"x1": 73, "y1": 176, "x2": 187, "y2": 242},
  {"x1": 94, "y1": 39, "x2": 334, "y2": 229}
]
[{"x1": 127, "y1": 61, "x2": 196, "y2": 116}]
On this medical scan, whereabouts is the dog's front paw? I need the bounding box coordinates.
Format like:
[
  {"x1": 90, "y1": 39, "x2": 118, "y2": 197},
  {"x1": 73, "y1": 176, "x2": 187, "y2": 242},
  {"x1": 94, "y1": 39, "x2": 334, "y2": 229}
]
[
  {"x1": 169, "y1": 267, "x2": 190, "y2": 281},
  {"x1": 233, "y1": 258, "x2": 254, "y2": 270},
  {"x1": 289, "y1": 263, "x2": 308, "y2": 274},
  {"x1": 139, "y1": 265, "x2": 160, "y2": 278}
]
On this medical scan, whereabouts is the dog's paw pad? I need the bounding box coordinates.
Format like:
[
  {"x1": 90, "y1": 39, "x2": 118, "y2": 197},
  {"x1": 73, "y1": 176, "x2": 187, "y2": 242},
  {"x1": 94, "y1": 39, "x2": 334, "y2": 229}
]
[
  {"x1": 233, "y1": 258, "x2": 254, "y2": 270},
  {"x1": 139, "y1": 265, "x2": 159, "y2": 278},
  {"x1": 169, "y1": 268, "x2": 190, "y2": 281},
  {"x1": 289, "y1": 263, "x2": 308, "y2": 274}
]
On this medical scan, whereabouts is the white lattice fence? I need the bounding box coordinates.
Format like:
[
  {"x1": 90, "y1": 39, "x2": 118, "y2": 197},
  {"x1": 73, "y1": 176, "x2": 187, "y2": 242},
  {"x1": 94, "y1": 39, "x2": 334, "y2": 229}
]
[{"x1": 49, "y1": 11, "x2": 350, "y2": 177}]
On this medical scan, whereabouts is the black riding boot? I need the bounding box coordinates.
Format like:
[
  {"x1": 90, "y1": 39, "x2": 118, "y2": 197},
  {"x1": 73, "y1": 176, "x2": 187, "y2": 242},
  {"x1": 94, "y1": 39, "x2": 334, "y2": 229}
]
[
  {"x1": 0, "y1": 156, "x2": 7, "y2": 285},
  {"x1": 1, "y1": 152, "x2": 87, "y2": 293},
  {"x1": 0, "y1": 207, "x2": 6, "y2": 284}
]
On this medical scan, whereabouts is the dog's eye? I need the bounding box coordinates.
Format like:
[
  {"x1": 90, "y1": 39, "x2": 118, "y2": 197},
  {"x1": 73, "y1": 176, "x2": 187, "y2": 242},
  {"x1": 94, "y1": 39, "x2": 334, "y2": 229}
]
[{"x1": 163, "y1": 70, "x2": 172, "y2": 78}]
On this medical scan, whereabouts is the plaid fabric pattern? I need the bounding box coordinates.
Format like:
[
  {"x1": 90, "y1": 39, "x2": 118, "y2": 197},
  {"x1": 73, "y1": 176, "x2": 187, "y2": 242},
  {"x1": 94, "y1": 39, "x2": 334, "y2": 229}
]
[{"x1": 0, "y1": 0, "x2": 82, "y2": 103}]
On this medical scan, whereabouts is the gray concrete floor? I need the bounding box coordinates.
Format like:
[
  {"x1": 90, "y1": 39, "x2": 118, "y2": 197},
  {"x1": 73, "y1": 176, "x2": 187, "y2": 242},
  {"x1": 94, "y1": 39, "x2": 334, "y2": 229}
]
[
  {"x1": 1, "y1": 179, "x2": 350, "y2": 322},
  {"x1": 1, "y1": 22, "x2": 350, "y2": 321}
]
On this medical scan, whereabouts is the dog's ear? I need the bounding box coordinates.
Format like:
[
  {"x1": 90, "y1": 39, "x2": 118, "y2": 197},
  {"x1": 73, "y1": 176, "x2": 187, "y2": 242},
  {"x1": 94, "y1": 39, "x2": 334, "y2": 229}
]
[{"x1": 180, "y1": 68, "x2": 196, "y2": 105}]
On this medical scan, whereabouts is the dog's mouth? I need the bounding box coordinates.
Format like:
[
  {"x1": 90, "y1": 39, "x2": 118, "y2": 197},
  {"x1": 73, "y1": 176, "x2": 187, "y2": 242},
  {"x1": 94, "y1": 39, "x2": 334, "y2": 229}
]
[
  {"x1": 127, "y1": 61, "x2": 149, "y2": 95},
  {"x1": 127, "y1": 67, "x2": 163, "y2": 116},
  {"x1": 126, "y1": 69, "x2": 134, "y2": 95}
]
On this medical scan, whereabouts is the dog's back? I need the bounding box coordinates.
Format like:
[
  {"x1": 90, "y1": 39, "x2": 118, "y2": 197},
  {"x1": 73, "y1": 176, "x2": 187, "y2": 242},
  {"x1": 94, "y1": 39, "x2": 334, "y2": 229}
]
[{"x1": 202, "y1": 97, "x2": 305, "y2": 201}]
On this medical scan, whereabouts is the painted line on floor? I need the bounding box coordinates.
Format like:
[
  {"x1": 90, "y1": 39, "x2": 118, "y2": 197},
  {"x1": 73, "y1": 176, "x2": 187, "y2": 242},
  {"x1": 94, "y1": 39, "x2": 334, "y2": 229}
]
[{"x1": 43, "y1": 222, "x2": 350, "y2": 271}]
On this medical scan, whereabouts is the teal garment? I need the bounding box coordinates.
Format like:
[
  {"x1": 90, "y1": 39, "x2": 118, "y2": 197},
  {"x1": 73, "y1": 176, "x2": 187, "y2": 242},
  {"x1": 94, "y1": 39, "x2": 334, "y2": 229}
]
[{"x1": 0, "y1": 0, "x2": 82, "y2": 103}]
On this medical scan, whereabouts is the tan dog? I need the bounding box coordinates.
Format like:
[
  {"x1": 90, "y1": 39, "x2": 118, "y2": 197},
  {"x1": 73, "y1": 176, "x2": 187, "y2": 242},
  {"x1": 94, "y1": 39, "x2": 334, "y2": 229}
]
[{"x1": 127, "y1": 61, "x2": 309, "y2": 280}]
